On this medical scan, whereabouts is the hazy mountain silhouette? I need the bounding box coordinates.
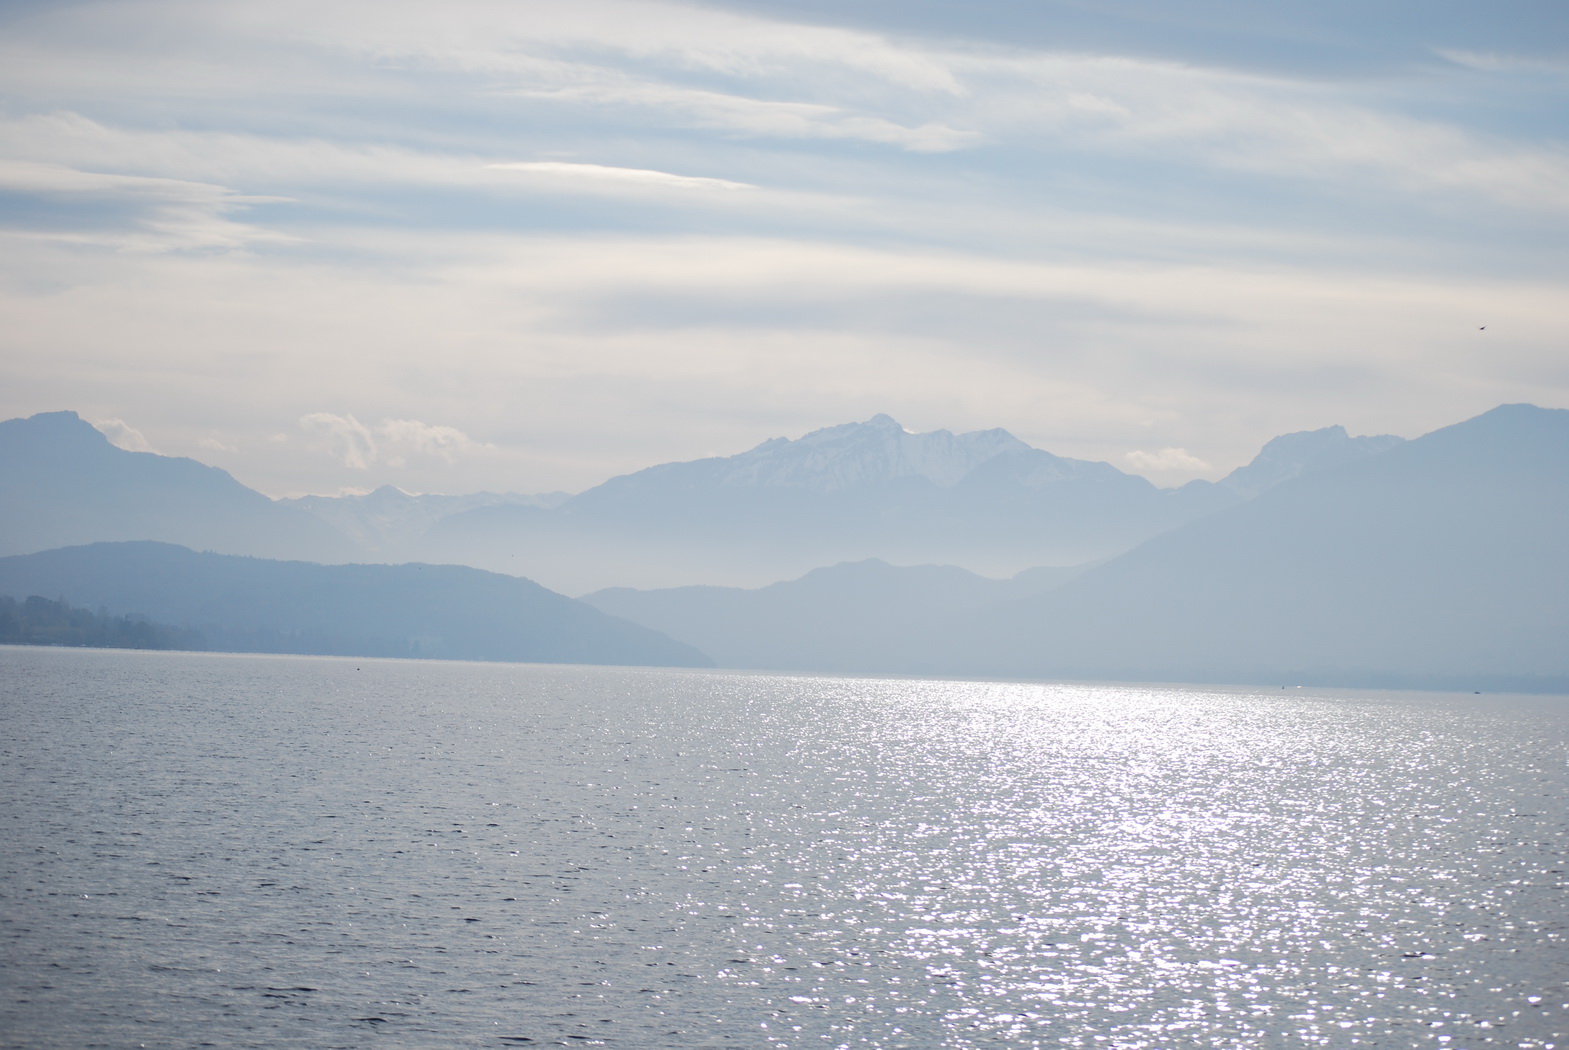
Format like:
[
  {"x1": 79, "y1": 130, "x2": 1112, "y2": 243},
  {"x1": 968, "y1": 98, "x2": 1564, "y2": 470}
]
[
  {"x1": 576, "y1": 404, "x2": 1565, "y2": 690},
  {"x1": 582, "y1": 559, "x2": 1089, "y2": 672},
  {"x1": 3, "y1": 408, "x2": 1404, "y2": 595},
  {"x1": 280, "y1": 485, "x2": 569, "y2": 558},
  {"x1": 1205, "y1": 425, "x2": 1406, "y2": 500},
  {"x1": 0, "y1": 411, "x2": 357, "y2": 563},
  {"x1": 931, "y1": 404, "x2": 1568, "y2": 690},
  {"x1": 418, "y1": 415, "x2": 1402, "y2": 593},
  {"x1": 4, "y1": 403, "x2": 1556, "y2": 688},
  {"x1": 0, "y1": 541, "x2": 711, "y2": 667}
]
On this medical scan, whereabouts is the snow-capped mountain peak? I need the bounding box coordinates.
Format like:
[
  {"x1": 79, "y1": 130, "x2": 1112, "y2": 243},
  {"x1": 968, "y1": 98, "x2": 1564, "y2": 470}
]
[{"x1": 715, "y1": 415, "x2": 1033, "y2": 491}]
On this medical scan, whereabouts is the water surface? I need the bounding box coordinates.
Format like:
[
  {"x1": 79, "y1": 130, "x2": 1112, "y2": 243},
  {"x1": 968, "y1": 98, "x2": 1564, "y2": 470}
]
[{"x1": 2, "y1": 647, "x2": 1565, "y2": 1048}]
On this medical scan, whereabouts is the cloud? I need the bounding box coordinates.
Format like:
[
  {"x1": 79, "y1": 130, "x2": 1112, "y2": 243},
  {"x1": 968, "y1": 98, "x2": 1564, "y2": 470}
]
[
  {"x1": 95, "y1": 417, "x2": 158, "y2": 453},
  {"x1": 299, "y1": 412, "x2": 377, "y2": 468},
  {"x1": 0, "y1": 157, "x2": 293, "y2": 251},
  {"x1": 1436, "y1": 49, "x2": 1569, "y2": 74},
  {"x1": 0, "y1": 113, "x2": 862, "y2": 238},
  {"x1": 948, "y1": 51, "x2": 1569, "y2": 216},
  {"x1": 1125, "y1": 448, "x2": 1214, "y2": 473},
  {"x1": 488, "y1": 161, "x2": 754, "y2": 192},
  {"x1": 499, "y1": 76, "x2": 979, "y2": 152},
  {"x1": 376, "y1": 418, "x2": 484, "y2": 465},
  {"x1": 306, "y1": 1, "x2": 1569, "y2": 204},
  {"x1": 298, "y1": 412, "x2": 486, "y2": 468},
  {"x1": 4, "y1": 4, "x2": 1565, "y2": 216},
  {"x1": 251, "y1": 0, "x2": 970, "y2": 94},
  {"x1": 0, "y1": 0, "x2": 976, "y2": 154}
]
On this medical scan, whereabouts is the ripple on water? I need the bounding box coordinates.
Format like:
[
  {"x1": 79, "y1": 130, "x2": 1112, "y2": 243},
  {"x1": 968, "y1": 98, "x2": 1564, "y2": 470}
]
[{"x1": 0, "y1": 648, "x2": 1565, "y2": 1048}]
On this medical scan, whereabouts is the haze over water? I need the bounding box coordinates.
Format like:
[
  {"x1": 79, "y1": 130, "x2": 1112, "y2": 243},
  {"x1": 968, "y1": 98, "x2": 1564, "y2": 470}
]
[{"x1": 2, "y1": 647, "x2": 1565, "y2": 1048}]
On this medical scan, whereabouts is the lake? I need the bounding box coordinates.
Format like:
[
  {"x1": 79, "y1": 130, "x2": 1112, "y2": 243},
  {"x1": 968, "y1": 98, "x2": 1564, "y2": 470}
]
[{"x1": 1, "y1": 646, "x2": 1565, "y2": 1048}]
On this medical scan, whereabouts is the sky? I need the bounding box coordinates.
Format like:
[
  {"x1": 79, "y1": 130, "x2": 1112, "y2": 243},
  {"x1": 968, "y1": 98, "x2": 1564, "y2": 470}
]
[{"x1": 0, "y1": 0, "x2": 1565, "y2": 497}]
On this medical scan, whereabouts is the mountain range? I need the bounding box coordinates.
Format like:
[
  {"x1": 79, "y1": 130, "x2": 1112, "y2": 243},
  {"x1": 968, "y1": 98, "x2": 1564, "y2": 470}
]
[
  {"x1": 0, "y1": 409, "x2": 1403, "y2": 594},
  {"x1": 940, "y1": 402, "x2": 1569, "y2": 690},
  {"x1": 413, "y1": 414, "x2": 1402, "y2": 592},
  {"x1": 0, "y1": 541, "x2": 708, "y2": 667},
  {"x1": 583, "y1": 559, "x2": 1089, "y2": 673},
  {"x1": 0, "y1": 411, "x2": 357, "y2": 564},
  {"x1": 279, "y1": 486, "x2": 569, "y2": 558},
  {"x1": 1, "y1": 403, "x2": 1563, "y2": 689},
  {"x1": 585, "y1": 404, "x2": 1569, "y2": 691}
]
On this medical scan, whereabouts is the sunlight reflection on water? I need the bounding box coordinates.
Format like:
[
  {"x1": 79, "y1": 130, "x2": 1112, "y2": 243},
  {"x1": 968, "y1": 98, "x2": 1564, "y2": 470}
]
[{"x1": 1, "y1": 649, "x2": 1564, "y2": 1048}]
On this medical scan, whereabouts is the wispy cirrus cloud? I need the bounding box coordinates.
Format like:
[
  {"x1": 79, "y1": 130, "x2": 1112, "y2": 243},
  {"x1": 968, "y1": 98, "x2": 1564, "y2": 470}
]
[
  {"x1": 495, "y1": 71, "x2": 978, "y2": 152},
  {"x1": 4, "y1": 2, "x2": 1566, "y2": 222},
  {"x1": 941, "y1": 50, "x2": 1569, "y2": 216},
  {"x1": 0, "y1": 113, "x2": 866, "y2": 248},
  {"x1": 1436, "y1": 49, "x2": 1569, "y2": 74},
  {"x1": 488, "y1": 161, "x2": 755, "y2": 192},
  {"x1": 246, "y1": 0, "x2": 970, "y2": 94},
  {"x1": 0, "y1": 157, "x2": 291, "y2": 251}
]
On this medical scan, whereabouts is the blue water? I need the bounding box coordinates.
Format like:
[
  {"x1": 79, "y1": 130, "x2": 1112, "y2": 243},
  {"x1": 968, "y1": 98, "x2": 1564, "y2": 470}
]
[{"x1": 1, "y1": 646, "x2": 1565, "y2": 1048}]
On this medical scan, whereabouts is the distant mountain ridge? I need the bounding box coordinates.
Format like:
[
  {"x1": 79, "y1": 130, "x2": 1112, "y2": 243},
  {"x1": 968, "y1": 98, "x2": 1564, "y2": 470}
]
[
  {"x1": 0, "y1": 542, "x2": 711, "y2": 667},
  {"x1": 1213, "y1": 425, "x2": 1406, "y2": 500},
  {"x1": 280, "y1": 485, "x2": 569, "y2": 557},
  {"x1": 579, "y1": 405, "x2": 1568, "y2": 691},
  {"x1": 0, "y1": 407, "x2": 1405, "y2": 595},
  {"x1": 583, "y1": 558, "x2": 1088, "y2": 673},
  {"x1": 416, "y1": 415, "x2": 1403, "y2": 592},
  {"x1": 937, "y1": 403, "x2": 1569, "y2": 689},
  {"x1": 612, "y1": 414, "x2": 1034, "y2": 492},
  {"x1": 0, "y1": 411, "x2": 357, "y2": 563},
  {"x1": 2, "y1": 404, "x2": 1560, "y2": 690}
]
